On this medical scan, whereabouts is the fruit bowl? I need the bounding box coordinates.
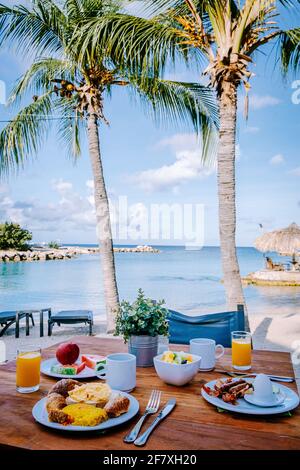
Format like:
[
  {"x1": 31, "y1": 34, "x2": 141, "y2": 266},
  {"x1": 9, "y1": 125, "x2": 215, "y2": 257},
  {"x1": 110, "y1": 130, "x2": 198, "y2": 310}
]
[{"x1": 153, "y1": 353, "x2": 201, "y2": 386}]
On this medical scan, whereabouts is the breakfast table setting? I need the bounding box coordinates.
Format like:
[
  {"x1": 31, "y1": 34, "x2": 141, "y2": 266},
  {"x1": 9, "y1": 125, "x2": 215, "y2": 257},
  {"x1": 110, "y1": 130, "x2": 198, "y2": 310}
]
[{"x1": 0, "y1": 334, "x2": 300, "y2": 451}]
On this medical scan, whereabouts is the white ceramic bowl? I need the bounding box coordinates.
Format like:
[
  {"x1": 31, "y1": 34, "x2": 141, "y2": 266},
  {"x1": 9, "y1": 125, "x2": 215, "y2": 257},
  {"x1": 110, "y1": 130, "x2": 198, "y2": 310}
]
[{"x1": 153, "y1": 353, "x2": 201, "y2": 386}]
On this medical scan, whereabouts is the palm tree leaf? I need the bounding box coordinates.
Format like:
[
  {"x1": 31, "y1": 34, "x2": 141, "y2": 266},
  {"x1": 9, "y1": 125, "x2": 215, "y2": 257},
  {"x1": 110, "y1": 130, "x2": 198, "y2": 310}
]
[
  {"x1": 9, "y1": 57, "x2": 77, "y2": 106},
  {"x1": 0, "y1": 93, "x2": 53, "y2": 175},
  {"x1": 56, "y1": 97, "x2": 85, "y2": 158},
  {"x1": 280, "y1": 27, "x2": 300, "y2": 75},
  {"x1": 0, "y1": 1, "x2": 65, "y2": 56},
  {"x1": 126, "y1": 75, "x2": 218, "y2": 163}
]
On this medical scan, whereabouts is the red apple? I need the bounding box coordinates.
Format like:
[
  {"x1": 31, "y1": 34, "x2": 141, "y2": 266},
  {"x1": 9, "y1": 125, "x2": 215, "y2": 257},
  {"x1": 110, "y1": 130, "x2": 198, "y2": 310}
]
[{"x1": 56, "y1": 342, "x2": 80, "y2": 365}]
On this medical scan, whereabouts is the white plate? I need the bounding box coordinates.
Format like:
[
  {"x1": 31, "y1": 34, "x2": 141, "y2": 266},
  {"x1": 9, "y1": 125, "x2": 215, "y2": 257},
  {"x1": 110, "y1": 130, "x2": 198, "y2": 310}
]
[
  {"x1": 32, "y1": 391, "x2": 139, "y2": 432},
  {"x1": 41, "y1": 358, "x2": 99, "y2": 379},
  {"x1": 201, "y1": 378, "x2": 299, "y2": 415}
]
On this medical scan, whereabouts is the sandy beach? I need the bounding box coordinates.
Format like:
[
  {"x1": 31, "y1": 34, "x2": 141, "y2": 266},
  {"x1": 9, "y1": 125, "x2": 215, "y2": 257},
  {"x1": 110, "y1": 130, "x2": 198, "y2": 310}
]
[{"x1": 2, "y1": 311, "x2": 299, "y2": 392}]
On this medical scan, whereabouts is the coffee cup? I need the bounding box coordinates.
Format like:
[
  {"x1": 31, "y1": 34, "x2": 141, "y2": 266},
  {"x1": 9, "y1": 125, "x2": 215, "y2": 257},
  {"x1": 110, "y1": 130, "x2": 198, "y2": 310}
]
[
  {"x1": 98, "y1": 353, "x2": 136, "y2": 391},
  {"x1": 190, "y1": 338, "x2": 224, "y2": 371}
]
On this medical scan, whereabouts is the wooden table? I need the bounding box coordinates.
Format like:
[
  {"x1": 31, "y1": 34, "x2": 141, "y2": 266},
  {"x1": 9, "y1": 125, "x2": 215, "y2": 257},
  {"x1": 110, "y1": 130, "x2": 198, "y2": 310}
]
[{"x1": 0, "y1": 336, "x2": 299, "y2": 450}]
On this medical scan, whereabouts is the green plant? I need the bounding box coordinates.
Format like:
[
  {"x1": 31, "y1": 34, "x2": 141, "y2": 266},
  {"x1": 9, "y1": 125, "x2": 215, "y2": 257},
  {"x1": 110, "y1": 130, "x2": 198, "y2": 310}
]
[
  {"x1": 0, "y1": 222, "x2": 32, "y2": 250},
  {"x1": 114, "y1": 289, "x2": 169, "y2": 342},
  {"x1": 48, "y1": 241, "x2": 60, "y2": 249}
]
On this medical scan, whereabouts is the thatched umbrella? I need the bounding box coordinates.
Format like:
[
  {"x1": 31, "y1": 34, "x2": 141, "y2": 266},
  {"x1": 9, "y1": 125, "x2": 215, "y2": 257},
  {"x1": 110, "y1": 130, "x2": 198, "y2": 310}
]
[{"x1": 255, "y1": 223, "x2": 300, "y2": 267}]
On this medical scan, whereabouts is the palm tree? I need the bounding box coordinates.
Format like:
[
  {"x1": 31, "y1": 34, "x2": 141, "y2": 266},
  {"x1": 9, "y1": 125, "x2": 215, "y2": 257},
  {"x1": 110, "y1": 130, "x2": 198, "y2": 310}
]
[
  {"x1": 80, "y1": 0, "x2": 300, "y2": 326},
  {"x1": 0, "y1": 0, "x2": 217, "y2": 332}
]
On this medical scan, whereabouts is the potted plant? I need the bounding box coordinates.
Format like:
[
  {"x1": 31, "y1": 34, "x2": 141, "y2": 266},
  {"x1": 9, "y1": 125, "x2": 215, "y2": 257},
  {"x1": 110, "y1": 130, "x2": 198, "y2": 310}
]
[{"x1": 114, "y1": 289, "x2": 169, "y2": 367}]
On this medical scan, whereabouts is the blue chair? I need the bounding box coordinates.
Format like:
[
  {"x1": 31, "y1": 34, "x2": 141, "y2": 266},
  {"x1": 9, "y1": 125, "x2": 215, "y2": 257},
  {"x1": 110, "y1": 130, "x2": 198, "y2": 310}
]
[
  {"x1": 48, "y1": 310, "x2": 93, "y2": 336},
  {"x1": 168, "y1": 305, "x2": 245, "y2": 347}
]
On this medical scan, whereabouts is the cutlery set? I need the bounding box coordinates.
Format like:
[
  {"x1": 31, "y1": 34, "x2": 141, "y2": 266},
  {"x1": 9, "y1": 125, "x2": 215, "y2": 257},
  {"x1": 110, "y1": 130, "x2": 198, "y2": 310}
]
[
  {"x1": 124, "y1": 390, "x2": 176, "y2": 446},
  {"x1": 123, "y1": 371, "x2": 294, "y2": 445},
  {"x1": 215, "y1": 367, "x2": 295, "y2": 383}
]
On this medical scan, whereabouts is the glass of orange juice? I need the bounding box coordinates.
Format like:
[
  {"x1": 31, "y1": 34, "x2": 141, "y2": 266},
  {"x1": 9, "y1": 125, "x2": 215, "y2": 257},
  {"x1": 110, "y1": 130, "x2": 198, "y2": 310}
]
[
  {"x1": 231, "y1": 331, "x2": 252, "y2": 371},
  {"x1": 16, "y1": 348, "x2": 41, "y2": 393}
]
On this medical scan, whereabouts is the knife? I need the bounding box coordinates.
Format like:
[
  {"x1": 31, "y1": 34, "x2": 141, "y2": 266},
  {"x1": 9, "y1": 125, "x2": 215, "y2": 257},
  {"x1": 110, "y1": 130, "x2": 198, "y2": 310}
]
[
  {"x1": 134, "y1": 399, "x2": 176, "y2": 446},
  {"x1": 215, "y1": 369, "x2": 295, "y2": 383}
]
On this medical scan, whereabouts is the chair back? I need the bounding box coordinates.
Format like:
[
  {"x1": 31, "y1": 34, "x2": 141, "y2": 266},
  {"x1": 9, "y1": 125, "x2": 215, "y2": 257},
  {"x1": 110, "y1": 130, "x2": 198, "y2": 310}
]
[{"x1": 168, "y1": 305, "x2": 245, "y2": 348}]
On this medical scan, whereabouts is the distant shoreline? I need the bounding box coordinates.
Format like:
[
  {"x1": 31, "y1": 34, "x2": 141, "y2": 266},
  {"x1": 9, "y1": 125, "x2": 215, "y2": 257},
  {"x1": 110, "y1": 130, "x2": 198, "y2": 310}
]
[{"x1": 0, "y1": 245, "x2": 160, "y2": 262}]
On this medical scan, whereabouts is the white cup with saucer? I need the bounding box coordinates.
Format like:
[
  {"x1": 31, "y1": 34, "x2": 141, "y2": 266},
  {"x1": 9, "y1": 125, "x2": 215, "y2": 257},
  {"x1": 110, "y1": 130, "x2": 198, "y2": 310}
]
[{"x1": 244, "y1": 373, "x2": 286, "y2": 407}]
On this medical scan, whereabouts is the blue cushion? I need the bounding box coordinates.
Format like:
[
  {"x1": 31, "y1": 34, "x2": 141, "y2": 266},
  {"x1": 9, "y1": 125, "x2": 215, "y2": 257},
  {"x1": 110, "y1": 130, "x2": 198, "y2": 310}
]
[
  {"x1": 168, "y1": 306, "x2": 245, "y2": 348},
  {"x1": 50, "y1": 310, "x2": 93, "y2": 321}
]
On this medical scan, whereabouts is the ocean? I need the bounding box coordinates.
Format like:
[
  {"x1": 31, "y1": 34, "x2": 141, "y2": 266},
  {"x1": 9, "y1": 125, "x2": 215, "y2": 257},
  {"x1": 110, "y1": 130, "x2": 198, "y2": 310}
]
[{"x1": 1, "y1": 246, "x2": 299, "y2": 318}]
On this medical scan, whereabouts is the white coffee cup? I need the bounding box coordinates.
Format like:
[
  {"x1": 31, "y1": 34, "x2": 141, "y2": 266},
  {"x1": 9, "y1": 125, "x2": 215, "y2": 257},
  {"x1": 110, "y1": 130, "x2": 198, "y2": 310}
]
[
  {"x1": 98, "y1": 353, "x2": 136, "y2": 391},
  {"x1": 190, "y1": 338, "x2": 225, "y2": 371}
]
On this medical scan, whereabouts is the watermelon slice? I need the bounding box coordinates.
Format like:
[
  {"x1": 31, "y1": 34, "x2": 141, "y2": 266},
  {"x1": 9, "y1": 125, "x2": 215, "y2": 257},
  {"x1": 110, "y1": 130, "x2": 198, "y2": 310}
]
[
  {"x1": 51, "y1": 361, "x2": 86, "y2": 375},
  {"x1": 82, "y1": 354, "x2": 106, "y2": 370}
]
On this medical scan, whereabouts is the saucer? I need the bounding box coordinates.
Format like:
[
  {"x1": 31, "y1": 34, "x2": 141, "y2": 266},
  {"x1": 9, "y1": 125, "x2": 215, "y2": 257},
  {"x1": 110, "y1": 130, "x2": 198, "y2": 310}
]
[{"x1": 244, "y1": 391, "x2": 286, "y2": 407}]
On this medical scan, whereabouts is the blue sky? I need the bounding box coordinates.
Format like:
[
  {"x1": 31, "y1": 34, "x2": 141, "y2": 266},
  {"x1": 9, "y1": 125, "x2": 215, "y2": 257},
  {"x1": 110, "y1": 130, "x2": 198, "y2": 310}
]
[{"x1": 0, "y1": 2, "x2": 299, "y2": 247}]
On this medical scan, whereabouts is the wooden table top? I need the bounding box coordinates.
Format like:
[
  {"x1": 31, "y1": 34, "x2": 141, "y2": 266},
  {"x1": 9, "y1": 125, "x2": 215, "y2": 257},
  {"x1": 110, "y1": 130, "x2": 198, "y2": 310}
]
[{"x1": 0, "y1": 336, "x2": 299, "y2": 451}]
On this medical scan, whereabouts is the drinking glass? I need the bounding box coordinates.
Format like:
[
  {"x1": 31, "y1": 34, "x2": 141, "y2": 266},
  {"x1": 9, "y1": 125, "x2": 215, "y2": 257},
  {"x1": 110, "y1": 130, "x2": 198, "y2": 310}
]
[
  {"x1": 231, "y1": 331, "x2": 252, "y2": 371},
  {"x1": 16, "y1": 347, "x2": 41, "y2": 393}
]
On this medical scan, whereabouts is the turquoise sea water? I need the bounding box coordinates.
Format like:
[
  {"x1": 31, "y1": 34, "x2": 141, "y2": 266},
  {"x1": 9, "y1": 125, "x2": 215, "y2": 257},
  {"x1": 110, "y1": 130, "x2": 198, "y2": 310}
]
[{"x1": 1, "y1": 246, "x2": 299, "y2": 318}]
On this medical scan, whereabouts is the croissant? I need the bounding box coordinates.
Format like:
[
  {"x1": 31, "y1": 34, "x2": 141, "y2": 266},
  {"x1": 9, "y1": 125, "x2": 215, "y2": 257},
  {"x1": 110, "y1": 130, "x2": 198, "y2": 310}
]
[
  {"x1": 48, "y1": 379, "x2": 82, "y2": 398},
  {"x1": 104, "y1": 395, "x2": 130, "y2": 418}
]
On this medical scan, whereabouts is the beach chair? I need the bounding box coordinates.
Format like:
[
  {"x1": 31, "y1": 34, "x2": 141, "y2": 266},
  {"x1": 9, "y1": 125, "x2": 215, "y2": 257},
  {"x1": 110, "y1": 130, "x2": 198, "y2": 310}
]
[
  {"x1": 168, "y1": 305, "x2": 245, "y2": 348},
  {"x1": 0, "y1": 311, "x2": 35, "y2": 338},
  {"x1": 48, "y1": 310, "x2": 93, "y2": 336}
]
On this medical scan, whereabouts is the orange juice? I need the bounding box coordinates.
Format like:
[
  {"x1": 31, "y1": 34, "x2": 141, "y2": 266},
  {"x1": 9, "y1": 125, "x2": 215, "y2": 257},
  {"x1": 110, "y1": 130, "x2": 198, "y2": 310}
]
[
  {"x1": 232, "y1": 340, "x2": 251, "y2": 367},
  {"x1": 16, "y1": 350, "x2": 41, "y2": 393},
  {"x1": 231, "y1": 331, "x2": 251, "y2": 370}
]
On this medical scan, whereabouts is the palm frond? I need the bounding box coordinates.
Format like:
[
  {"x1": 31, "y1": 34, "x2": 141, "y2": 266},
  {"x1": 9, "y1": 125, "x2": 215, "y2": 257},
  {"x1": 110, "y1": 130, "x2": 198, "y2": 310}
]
[
  {"x1": 75, "y1": 12, "x2": 187, "y2": 75},
  {"x1": 56, "y1": 97, "x2": 85, "y2": 158},
  {"x1": 0, "y1": 93, "x2": 53, "y2": 175},
  {"x1": 9, "y1": 58, "x2": 77, "y2": 106},
  {"x1": 126, "y1": 75, "x2": 218, "y2": 163},
  {"x1": 280, "y1": 28, "x2": 300, "y2": 75},
  {"x1": 0, "y1": 1, "x2": 65, "y2": 56}
]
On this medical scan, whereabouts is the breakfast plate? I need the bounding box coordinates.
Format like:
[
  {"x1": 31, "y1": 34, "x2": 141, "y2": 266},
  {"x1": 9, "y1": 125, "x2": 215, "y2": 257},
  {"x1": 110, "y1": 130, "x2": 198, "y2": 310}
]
[
  {"x1": 32, "y1": 390, "x2": 139, "y2": 431},
  {"x1": 41, "y1": 358, "x2": 98, "y2": 379},
  {"x1": 201, "y1": 377, "x2": 299, "y2": 415}
]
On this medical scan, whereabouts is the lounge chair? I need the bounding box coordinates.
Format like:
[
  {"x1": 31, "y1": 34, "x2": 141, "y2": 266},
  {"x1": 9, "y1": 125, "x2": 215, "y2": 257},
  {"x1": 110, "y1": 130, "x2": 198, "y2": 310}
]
[
  {"x1": 168, "y1": 305, "x2": 245, "y2": 348},
  {"x1": 48, "y1": 310, "x2": 93, "y2": 336},
  {"x1": 0, "y1": 311, "x2": 35, "y2": 338}
]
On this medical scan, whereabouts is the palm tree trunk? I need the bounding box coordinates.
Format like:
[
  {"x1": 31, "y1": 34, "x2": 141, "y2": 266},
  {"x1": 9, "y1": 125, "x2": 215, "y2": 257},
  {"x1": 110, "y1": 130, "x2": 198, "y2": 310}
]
[
  {"x1": 217, "y1": 81, "x2": 249, "y2": 331},
  {"x1": 87, "y1": 110, "x2": 119, "y2": 333}
]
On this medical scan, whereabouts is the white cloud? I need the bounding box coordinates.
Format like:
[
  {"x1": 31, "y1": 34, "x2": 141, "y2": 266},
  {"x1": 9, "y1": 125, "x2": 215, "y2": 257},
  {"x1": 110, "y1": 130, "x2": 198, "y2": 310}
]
[
  {"x1": 289, "y1": 167, "x2": 300, "y2": 176},
  {"x1": 0, "y1": 180, "x2": 96, "y2": 234},
  {"x1": 249, "y1": 94, "x2": 281, "y2": 110},
  {"x1": 51, "y1": 179, "x2": 73, "y2": 194},
  {"x1": 134, "y1": 133, "x2": 215, "y2": 192},
  {"x1": 270, "y1": 154, "x2": 285, "y2": 165},
  {"x1": 86, "y1": 180, "x2": 94, "y2": 190},
  {"x1": 155, "y1": 133, "x2": 199, "y2": 151}
]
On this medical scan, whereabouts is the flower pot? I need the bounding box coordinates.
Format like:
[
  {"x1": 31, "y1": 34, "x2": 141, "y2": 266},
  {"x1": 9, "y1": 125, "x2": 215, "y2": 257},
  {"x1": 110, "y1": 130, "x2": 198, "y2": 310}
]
[{"x1": 128, "y1": 335, "x2": 158, "y2": 367}]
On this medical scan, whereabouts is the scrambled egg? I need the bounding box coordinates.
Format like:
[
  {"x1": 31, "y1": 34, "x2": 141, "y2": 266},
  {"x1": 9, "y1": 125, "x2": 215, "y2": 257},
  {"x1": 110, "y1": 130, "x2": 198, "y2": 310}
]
[
  {"x1": 68, "y1": 383, "x2": 111, "y2": 407},
  {"x1": 62, "y1": 404, "x2": 108, "y2": 426},
  {"x1": 162, "y1": 350, "x2": 193, "y2": 364}
]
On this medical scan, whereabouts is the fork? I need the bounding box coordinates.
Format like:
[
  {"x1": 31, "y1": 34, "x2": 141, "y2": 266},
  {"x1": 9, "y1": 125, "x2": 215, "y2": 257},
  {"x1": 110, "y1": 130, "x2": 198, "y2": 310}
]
[{"x1": 123, "y1": 390, "x2": 161, "y2": 443}]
